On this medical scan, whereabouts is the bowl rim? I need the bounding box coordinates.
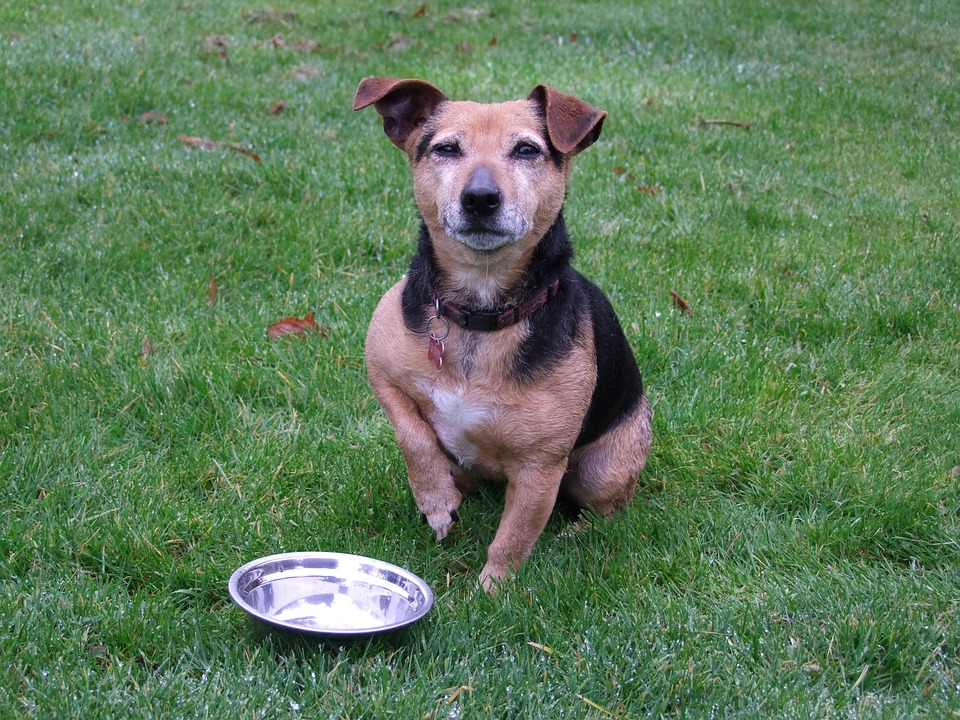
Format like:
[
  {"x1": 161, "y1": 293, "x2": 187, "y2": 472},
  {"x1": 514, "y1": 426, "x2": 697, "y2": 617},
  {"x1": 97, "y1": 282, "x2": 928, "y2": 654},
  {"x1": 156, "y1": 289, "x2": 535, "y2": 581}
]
[{"x1": 228, "y1": 551, "x2": 434, "y2": 636}]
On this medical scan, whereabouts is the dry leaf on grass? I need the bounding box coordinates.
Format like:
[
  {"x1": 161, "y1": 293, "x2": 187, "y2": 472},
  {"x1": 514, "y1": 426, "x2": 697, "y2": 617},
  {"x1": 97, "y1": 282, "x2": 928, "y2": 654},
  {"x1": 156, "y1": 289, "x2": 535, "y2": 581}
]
[
  {"x1": 176, "y1": 134, "x2": 261, "y2": 163},
  {"x1": 138, "y1": 110, "x2": 168, "y2": 125},
  {"x1": 139, "y1": 336, "x2": 152, "y2": 362},
  {"x1": 669, "y1": 291, "x2": 691, "y2": 314},
  {"x1": 206, "y1": 277, "x2": 218, "y2": 307},
  {"x1": 202, "y1": 34, "x2": 228, "y2": 60},
  {"x1": 266, "y1": 312, "x2": 323, "y2": 339}
]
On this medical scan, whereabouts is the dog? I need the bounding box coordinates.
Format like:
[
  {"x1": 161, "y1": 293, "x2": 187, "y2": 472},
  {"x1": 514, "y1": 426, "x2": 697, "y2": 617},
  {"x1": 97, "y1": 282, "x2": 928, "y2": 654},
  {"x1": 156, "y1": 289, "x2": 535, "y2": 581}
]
[{"x1": 353, "y1": 77, "x2": 653, "y2": 591}]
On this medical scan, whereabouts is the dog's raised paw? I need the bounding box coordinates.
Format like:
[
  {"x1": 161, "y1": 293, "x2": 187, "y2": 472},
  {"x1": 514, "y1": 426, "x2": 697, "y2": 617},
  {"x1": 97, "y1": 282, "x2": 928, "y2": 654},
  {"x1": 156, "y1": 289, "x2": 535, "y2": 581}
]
[
  {"x1": 422, "y1": 510, "x2": 457, "y2": 540},
  {"x1": 418, "y1": 494, "x2": 461, "y2": 540}
]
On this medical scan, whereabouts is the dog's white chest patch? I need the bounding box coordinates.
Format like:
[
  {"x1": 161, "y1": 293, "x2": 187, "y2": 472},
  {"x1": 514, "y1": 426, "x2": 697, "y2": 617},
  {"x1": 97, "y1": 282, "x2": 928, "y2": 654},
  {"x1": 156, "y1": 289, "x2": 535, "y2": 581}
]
[{"x1": 420, "y1": 383, "x2": 493, "y2": 467}]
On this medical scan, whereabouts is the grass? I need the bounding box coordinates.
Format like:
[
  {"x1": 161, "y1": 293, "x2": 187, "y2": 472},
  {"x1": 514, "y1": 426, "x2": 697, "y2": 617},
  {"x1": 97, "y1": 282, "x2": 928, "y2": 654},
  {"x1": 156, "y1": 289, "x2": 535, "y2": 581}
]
[{"x1": 1, "y1": 0, "x2": 959, "y2": 716}]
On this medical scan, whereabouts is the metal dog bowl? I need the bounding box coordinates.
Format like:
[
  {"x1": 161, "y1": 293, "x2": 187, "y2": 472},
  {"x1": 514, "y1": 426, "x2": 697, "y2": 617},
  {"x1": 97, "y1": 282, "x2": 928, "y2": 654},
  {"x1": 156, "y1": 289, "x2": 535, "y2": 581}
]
[{"x1": 228, "y1": 552, "x2": 434, "y2": 636}]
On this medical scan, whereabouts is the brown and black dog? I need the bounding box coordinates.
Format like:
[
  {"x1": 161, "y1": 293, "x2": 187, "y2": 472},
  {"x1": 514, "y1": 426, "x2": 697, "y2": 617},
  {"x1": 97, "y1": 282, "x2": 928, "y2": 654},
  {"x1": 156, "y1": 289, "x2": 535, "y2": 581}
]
[{"x1": 353, "y1": 77, "x2": 653, "y2": 591}]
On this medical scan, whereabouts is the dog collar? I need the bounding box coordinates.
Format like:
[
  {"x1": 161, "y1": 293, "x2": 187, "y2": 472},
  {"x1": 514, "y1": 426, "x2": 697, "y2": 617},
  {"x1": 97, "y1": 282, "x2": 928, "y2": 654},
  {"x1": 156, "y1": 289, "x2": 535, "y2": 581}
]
[{"x1": 434, "y1": 276, "x2": 561, "y2": 332}]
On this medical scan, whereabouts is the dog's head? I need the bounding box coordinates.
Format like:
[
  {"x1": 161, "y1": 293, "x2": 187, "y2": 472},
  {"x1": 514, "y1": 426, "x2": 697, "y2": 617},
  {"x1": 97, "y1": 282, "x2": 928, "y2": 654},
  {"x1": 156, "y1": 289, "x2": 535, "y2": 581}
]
[{"x1": 354, "y1": 78, "x2": 606, "y2": 257}]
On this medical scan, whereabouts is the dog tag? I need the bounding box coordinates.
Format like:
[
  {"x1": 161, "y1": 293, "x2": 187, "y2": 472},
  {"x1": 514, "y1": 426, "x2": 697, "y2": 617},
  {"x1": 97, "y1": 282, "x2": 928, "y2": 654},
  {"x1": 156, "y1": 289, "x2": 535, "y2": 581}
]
[{"x1": 427, "y1": 336, "x2": 444, "y2": 370}]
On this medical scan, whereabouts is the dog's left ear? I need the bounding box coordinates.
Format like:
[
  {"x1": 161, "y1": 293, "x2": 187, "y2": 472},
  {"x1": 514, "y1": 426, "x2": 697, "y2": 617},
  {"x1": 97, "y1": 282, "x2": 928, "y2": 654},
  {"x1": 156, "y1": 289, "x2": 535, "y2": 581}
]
[
  {"x1": 528, "y1": 85, "x2": 607, "y2": 156},
  {"x1": 353, "y1": 77, "x2": 448, "y2": 154}
]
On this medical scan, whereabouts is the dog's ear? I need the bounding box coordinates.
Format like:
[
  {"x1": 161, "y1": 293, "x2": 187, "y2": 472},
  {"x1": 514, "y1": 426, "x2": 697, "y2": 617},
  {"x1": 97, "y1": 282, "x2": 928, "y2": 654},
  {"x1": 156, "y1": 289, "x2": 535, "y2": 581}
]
[
  {"x1": 528, "y1": 85, "x2": 607, "y2": 156},
  {"x1": 353, "y1": 77, "x2": 447, "y2": 153}
]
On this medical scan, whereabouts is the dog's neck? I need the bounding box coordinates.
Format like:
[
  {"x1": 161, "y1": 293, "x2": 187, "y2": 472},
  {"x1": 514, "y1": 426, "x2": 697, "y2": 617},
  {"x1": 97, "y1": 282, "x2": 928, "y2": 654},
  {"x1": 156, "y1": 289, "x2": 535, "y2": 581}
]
[
  {"x1": 401, "y1": 214, "x2": 573, "y2": 335},
  {"x1": 423, "y1": 213, "x2": 571, "y2": 307}
]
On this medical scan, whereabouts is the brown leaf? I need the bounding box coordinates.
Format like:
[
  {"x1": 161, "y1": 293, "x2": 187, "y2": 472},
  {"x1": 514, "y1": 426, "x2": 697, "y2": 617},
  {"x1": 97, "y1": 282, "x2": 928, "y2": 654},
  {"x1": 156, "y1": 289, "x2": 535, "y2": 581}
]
[
  {"x1": 267, "y1": 312, "x2": 321, "y2": 339},
  {"x1": 637, "y1": 184, "x2": 662, "y2": 196},
  {"x1": 412, "y1": 3, "x2": 427, "y2": 18},
  {"x1": 139, "y1": 336, "x2": 152, "y2": 362},
  {"x1": 268, "y1": 101, "x2": 287, "y2": 115},
  {"x1": 569, "y1": 32, "x2": 578, "y2": 42},
  {"x1": 268, "y1": 33, "x2": 286, "y2": 48},
  {"x1": 177, "y1": 135, "x2": 261, "y2": 163},
  {"x1": 488, "y1": 36, "x2": 498, "y2": 46},
  {"x1": 138, "y1": 110, "x2": 168, "y2": 125},
  {"x1": 228, "y1": 144, "x2": 261, "y2": 162},
  {"x1": 202, "y1": 34, "x2": 228, "y2": 60},
  {"x1": 699, "y1": 117, "x2": 751, "y2": 130},
  {"x1": 177, "y1": 134, "x2": 219, "y2": 150},
  {"x1": 613, "y1": 166, "x2": 627, "y2": 176},
  {"x1": 206, "y1": 277, "x2": 218, "y2": 307},
  {"x1": 669, "y1": 291, "x2": 691, "y2": 314}
]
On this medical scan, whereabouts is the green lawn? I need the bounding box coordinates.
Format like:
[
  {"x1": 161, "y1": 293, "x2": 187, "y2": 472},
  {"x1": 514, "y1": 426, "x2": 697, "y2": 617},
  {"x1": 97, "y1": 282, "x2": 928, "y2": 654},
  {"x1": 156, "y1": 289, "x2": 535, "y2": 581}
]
[{"x1": 2, "y1": 0, "x2": 959, "y2": 717}]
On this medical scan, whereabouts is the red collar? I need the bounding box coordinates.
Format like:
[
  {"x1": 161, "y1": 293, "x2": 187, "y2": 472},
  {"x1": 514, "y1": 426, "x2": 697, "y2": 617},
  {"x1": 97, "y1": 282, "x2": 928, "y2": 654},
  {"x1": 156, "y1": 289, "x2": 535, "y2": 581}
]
[{"x1": 434, "y1": 277, "x2": 560, "y2": 332}]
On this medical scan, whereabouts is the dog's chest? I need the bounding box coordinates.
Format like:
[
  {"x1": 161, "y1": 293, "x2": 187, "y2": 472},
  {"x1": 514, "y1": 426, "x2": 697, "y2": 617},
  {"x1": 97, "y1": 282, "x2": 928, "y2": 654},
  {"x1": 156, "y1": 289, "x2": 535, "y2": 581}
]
[{"x1": 419, "y1": 381, "x2": 495, "y2": 468}]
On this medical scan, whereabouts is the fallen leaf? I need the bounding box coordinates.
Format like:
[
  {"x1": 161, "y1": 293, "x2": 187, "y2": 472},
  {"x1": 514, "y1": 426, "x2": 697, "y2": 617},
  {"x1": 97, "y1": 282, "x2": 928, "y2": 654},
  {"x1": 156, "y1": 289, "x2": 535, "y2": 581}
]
[
  {"x1": 138, "y1": 110, "x2": 168, "y2": 125},
  {"x1": 139, "y1": 336, "x2": 152, "y2": 362},
  {"x1": 412, "y1": 3, "x2": 427, "y2": 18},
  {"x1": 202, "y1": 34, "x2": 228, "y2": 60},
  {"x1": 699, "y1": 117, "x2": 751, "y2": 130},
  {"x1": 636, "y1": 184, "x2": 662, "y2": 196},
  {"x1": 177, "y1": 134, "x2": 218, "y2": 150},
  {"x1": 569, "y1": 32, "x2": 578, "y2": 42},
  {"x1": 644, "y1": 96, "x2": 656, "y2": 107},
  {"x1": 268, "y1": 101, "x2": 287, "y2": 115},
  {"x1": 613, "y1": 166, "x2": 627, "y2": 176},
  {"x1": 488, "y1": 36, "x2": 498, "y2": 46},
  {"x1": 229, "y1": 144, "x2": 261, "y2": 163},
  {"x1": 951, "y1": 465, "x2": 960, "y2": 477},
  {"x1": 176, "y1": 135, "x2": 261, "y2": 163},
  {"x1": 206, "y1": 277, "x2": 218, "y2": 307},
  {"x1": 267, "y1": 312, "x2": 321, "y2": 339},
  {"x1": 269, "y1": 33, "x2": 286, "y2": 48},
  {"x1": 669, "y1": 291, "x2": 691, "y2": 314}
]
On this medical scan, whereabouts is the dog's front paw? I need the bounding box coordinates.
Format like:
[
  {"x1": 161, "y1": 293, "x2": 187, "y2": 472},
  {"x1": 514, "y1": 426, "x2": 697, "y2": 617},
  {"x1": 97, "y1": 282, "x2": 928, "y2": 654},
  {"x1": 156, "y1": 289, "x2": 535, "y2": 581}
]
[
  {"x1": 479, "y1": 561, "x2": 509, "y2": 594},
  {"x1": 417, "y1": 488, "x2": 462, "y2": 540}
]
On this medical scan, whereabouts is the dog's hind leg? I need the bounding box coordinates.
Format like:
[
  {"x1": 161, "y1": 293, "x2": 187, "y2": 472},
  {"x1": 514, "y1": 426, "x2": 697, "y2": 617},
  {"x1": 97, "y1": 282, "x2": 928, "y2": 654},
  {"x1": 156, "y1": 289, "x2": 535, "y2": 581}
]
[{"x1": 563, "y1": 395, "x2": 653, "y2": 517}]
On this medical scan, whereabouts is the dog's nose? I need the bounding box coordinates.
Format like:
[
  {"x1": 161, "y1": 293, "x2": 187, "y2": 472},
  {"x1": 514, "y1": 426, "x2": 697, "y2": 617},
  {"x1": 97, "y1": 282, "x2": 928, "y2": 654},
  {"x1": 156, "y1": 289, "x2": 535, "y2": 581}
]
[{"x1": 461, "y1": 168, "x2": 501, "y2": 218}]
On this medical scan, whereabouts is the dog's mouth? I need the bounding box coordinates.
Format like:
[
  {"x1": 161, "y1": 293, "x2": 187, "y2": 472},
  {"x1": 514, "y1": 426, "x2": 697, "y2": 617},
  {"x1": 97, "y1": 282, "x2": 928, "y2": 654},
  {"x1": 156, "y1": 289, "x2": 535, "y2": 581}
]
[
  {"x1": 442, "y1": 213, "x2": 529, "y2": 253},
  {"x1": 449, "y1": 228, "x2": 518, "y2": 253}
]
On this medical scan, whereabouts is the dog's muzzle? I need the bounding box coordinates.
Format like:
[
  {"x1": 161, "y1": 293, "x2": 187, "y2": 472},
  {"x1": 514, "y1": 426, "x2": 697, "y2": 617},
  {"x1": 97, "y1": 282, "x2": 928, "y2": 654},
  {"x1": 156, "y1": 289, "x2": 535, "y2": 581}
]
[{"x1": 444, "y1": 168, "x2": 528, "y2": 252}]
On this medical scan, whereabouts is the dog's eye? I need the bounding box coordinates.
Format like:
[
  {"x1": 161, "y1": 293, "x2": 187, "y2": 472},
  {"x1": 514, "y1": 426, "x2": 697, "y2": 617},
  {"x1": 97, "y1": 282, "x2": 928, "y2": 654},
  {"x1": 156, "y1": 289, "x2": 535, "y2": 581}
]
[
  {"x1": 512, "y1": 142, "x2": 542, "y2": 159},
  {"x1": 431, "y1": 142, "x2": 461, "y2": 157}
]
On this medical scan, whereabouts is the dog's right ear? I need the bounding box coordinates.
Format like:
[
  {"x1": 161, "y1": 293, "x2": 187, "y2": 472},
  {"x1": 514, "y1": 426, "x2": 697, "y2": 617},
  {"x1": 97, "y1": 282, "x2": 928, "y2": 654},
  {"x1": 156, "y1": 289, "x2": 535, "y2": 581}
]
[{"x1": 353, "y1": 77, "x2": 447, "y2": 154}]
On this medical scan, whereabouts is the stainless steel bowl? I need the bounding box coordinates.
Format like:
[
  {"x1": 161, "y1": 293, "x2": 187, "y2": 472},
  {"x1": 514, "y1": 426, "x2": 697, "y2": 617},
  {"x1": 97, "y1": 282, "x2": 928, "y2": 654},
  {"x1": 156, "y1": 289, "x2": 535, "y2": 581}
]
[{"x1": 228, "y1": 552, "x2": 434, "y2": 636}]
